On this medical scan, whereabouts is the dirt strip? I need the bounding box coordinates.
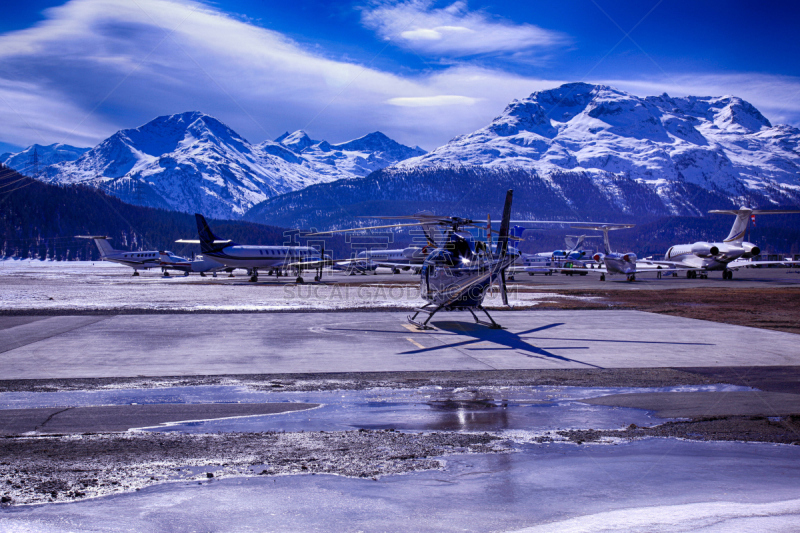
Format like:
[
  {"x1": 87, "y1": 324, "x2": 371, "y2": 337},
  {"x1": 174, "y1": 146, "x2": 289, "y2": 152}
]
[
  {"x1": 558, "y1": 415, "x2": 800, "y2": 446},
  {"x1": 0, "y1": 430, "x2": 506, "y2": 506},
  {"x1": 1, "y1": 366, "x2": 798, "y2": 394}
]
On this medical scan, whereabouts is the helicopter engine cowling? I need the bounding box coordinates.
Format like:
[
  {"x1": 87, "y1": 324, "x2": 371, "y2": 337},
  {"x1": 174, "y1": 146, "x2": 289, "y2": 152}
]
[{"x1": 691, "y1": 242, "x2": 718, "y2": 258}]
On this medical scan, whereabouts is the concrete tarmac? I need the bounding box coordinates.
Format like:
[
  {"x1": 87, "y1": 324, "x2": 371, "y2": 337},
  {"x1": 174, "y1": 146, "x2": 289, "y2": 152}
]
[{"x1": 0, "y1": 310, "x2": 797, "y2": 379}]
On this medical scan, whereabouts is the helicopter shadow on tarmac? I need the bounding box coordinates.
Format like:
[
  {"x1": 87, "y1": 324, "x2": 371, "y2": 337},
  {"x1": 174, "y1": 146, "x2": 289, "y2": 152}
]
[
  {"x1": 400, "y1": 321, "x2": 715, "y2": 368},
  {"x1": 400, "y1": 322, "x2": 603, "y2": 368}
]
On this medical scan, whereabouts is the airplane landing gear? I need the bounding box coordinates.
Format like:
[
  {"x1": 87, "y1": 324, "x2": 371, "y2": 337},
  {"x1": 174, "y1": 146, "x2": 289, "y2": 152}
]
[
  {"x1": 723, "y1": 270, "x2": 733, "y2": 280},
  {"x1": 392, "y1": 268, "x2": 400, "y2": 274},
  {"x1": 249, "y1": 269, "x2": 258, "y2": 282},
  {"x1": 132, "y1": 271, "x2": 139, "y2": 276},
  {"x1": 212, "y1": 272, "x2": 217, "y2": 278},
  {"x1": 200, "y1": 272, "x2": 206, "y2": 277},
  {"x1": 600, "y1": 274, "x2": 606, "y2": 281},
  {"x1": 626, "y1": 274, "x2": 635, "y2": 282},
  {"x1": 162, "y1": 270, "x2": 170, "y2": 277},
  {"x1": 314, "y1": 275, "x2": 320, "y2": 282},
  {"x1": 296, "y1": 276, "x2": 304, "y2": 283},
  {"x1": 184, "y1": 271, "x2": 190, "y2": 277}
]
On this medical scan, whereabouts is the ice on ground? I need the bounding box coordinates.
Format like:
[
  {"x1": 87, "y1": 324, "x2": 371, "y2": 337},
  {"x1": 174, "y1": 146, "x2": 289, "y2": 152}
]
[{"x1": 514, "y1": 499, "x2": 800, "y2": 533}]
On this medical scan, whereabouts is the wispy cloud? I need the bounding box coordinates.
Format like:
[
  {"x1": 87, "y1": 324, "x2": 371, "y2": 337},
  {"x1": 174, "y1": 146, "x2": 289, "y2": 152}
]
[
  {"x1": 360, "y1": 0, "x2": 567, "y2": 57},
  {"x1": 0, "y1": 0, "x2": 554, "y2": 150},
  {"x1": 0, "y1": 0, "x2": 798, "y2": 155},
  {"x1": 388, "y1": 95, "x2": 479, "y2": 107}
]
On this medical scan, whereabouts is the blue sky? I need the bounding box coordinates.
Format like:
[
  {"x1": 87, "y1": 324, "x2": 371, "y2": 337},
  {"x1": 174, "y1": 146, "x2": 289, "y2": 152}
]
[{"x1": 1, "y1": 0, "x2": 799, "y2": 153}]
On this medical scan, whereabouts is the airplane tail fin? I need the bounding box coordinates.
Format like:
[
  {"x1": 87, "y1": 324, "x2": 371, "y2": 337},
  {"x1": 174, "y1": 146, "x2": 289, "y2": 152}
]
[
  {"x1": 76, "y1": 236, "x2": 115, "y2": 258},
  {"x1": 569, "y1": 225, "x2": 634, "y2": 255},
  {"x1": 709, "y1": 208, "x2": 800, "y2": 243},
  {"x1": 565, "y1": 234, "x2": 600, "y2": 252},
  {"x1": 195, "y1": 214, "x2": 219, "y2": 253}
]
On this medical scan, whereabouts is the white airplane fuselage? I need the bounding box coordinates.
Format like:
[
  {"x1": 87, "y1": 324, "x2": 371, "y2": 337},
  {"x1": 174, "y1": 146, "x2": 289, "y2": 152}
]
[
  {"x1": 664, "y1": 241, "x2": 757, "y2": 271},
  {"x1": 600, "y1": 253, "x2": 637, "y2": 275},
  {"x1": 204, "y1": 245, "x2": 320, "y2": 270},
  {"x1": 103, "y1": 251, "x2": 161, "y2": 270}
]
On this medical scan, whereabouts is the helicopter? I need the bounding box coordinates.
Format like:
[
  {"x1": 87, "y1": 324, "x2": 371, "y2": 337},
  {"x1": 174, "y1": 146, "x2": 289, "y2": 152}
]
[{"x1": 312, "y1": 190, "x2": 518, "y2": 330}]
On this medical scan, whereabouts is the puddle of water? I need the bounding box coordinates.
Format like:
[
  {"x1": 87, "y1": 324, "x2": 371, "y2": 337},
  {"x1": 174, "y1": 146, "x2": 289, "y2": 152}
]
[{"x1": 0, "y1": 384, "x2": 752, "y2": 434}]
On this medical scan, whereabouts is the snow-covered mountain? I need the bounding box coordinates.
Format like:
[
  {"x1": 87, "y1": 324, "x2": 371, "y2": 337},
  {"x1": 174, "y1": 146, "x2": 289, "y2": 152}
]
[
  {"x1": 1, "y1": 143, "x2": 89, "y2": 173},
  {"x1": 273, "y1": 130, "x2": 425, "y2": 178},
  {"x1": 244, "y1": 83, "x2": 799, "y2": 230},
  {"x1": 396, "y1": 82, "x2": 800, "y2": 212},
  {"x1": 40, "y1": 112, "x2": 425, "y2": 219}
]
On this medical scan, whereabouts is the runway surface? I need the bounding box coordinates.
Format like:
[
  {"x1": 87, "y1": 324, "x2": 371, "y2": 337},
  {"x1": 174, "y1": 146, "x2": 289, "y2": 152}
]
[{"x1": 1, "y1": 310, "x2": 797, "y2": 379}]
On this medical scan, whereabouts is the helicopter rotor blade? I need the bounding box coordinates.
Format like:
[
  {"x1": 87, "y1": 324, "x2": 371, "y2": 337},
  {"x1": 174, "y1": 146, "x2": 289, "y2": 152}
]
[{"x1": 308, "y1": 222, "x2": 434, "y2": 235}]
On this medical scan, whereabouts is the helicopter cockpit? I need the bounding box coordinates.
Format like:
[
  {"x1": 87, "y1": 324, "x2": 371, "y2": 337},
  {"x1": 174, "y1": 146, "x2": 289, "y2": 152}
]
[{"x1": 423, "y1": 232, "x2": 491, "y2": 268}]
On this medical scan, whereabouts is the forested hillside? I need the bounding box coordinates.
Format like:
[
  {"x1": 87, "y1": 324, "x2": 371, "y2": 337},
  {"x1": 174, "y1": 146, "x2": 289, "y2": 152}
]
[{"x1": 0, "y1": 164, "x2": 300, "y2": 261}]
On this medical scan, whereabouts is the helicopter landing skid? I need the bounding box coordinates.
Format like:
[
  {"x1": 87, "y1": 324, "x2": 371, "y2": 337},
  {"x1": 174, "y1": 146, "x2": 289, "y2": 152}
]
[
  {"x1": 469, "y1": 306, "x2": 505, "y2": 330},
  {"x1": 407, "y1": 304, "x2": 505, "y2": 330},
  {"x1": 407, "y1": 304, "x2": 439, "y2": 330}
]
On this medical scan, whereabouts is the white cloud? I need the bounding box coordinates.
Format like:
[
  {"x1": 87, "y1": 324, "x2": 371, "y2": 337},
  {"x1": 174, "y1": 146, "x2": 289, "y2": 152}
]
[
  {"x1": 0, "y1": 0, "x2": 551, "y2": 150},
  {"x1": 388, "y1": 95, "x2": 479, "y2": 107},
  {"x1": 0, "y1": 0, "x2": 798, "y2": 157},
  {"x1": 361, "y1": 0, "x2": 567, "y2": 57}
]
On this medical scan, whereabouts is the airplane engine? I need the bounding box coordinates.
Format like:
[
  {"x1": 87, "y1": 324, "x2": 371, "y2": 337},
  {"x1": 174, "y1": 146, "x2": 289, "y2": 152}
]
[
  {"x1": 622, "y1": 253, "x2": 637, "y2": 263},
  {"x1": 742, "y1": 242, "x2": 761, "y2": 258},
  {"x1": 593, "y1": 253, "x2": 604, "y2": 263},
  {"x1": 691, "y1": 242, "x2": 718, "y2": 258}
]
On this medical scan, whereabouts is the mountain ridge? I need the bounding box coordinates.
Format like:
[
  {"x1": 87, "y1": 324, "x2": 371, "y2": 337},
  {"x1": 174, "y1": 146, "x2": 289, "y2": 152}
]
[{"x1": 37, "y1": 112, "x2": 426, "y2": 219}]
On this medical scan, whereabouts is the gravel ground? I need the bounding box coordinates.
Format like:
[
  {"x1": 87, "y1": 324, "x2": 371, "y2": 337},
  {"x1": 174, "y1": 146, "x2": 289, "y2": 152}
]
[
  {"x1": 0, "y1": 430, "x2": 507, "y2": 506},
  {"x1": 558, "y1": 415, "x2": 800, "y2": 445},
  {"x1": 0, "y1": 368, "x2": 723, "y2": 394}
]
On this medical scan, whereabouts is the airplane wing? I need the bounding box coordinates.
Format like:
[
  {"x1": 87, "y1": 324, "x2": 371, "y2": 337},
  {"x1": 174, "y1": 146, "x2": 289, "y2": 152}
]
[
  {"x1": 286, "y1": 257, "x2": 371, "y2": 268},
  {"x1": 727, "y1": 260, "x2": 799, "y2": 270},
  {"x1": 508, "y1": 265, "x2": 608, "y2": 275},
  {"x1": 175, "y1": 239, "x2": 232, "y2": 244},
  {"x1": 638, "y1": 259, "x2": 695, "y2": 269},
  {"x1": 634, "y1": 261, "x2": 692, "y2": 271}
]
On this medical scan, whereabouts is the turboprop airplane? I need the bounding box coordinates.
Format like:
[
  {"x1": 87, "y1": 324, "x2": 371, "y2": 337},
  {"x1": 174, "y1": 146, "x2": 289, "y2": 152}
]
[
  {"x1": 76, "y1": 236, "x2": 162, "y2": 275},
  {"x1": 178, "y1": 214, "x2": 324, "y2": 283},
  {"x1": 648, "y1": 207, "x2": 800, "y2": 279},
  {"x1": 158, "y1": 251, "x2": 225, "y2": 277}
]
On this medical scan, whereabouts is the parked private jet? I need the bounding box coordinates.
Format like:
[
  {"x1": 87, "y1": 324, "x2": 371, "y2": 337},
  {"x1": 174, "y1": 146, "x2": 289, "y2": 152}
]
[
  {"x1": 571, "y1": 224, "x2": 638, "y2": 281},
  {"x1": 647, "y1": 208, "x2": 800, "y2": 279}
]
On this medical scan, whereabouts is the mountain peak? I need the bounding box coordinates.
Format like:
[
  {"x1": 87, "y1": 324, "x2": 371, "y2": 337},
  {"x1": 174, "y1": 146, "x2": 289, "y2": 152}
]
[
  {"x1": 333, "y1": 131, "x2": 425, "y2": 157},
  {"x1": 278, "y1": 130, "x2": 316, "y2": 153}
]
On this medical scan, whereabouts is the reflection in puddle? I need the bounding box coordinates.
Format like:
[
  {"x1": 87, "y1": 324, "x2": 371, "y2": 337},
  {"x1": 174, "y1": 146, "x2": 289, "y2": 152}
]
[{"x1": 0, "y1": 384, "x2": 752, "y2": 435}]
